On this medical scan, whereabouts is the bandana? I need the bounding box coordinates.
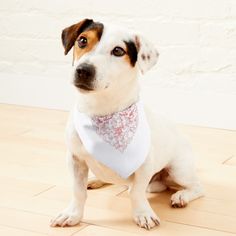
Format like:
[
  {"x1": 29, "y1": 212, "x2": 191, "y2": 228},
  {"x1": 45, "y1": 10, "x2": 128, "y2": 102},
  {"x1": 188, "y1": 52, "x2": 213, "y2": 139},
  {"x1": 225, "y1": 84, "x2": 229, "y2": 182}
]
[{"x1": 73, "y1": 100, "x2": 150, "y2": 178}]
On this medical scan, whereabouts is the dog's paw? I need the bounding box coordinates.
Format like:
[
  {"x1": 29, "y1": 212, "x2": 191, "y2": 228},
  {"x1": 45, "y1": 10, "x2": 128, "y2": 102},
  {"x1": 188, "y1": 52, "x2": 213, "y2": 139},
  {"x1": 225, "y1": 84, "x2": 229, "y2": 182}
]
[
  {"x1": 50, "y1": 208, "x2": 82, "y2": 227},
  {"x1": 87, "y1": 179, "x2": 106, "y2": 189},
  {"x1": 133, "y1": 210, "x2": 160, "y2": 230},
  {"x1": 171, "y1": 190, "x2": 189, "y2": 208}
]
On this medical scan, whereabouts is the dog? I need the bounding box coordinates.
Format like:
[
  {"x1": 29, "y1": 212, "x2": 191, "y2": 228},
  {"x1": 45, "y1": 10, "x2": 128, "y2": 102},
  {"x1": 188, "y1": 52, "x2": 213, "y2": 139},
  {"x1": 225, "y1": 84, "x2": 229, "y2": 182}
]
[{"x1": 50, "y1": 18, "x2": 204, "y2": 230}]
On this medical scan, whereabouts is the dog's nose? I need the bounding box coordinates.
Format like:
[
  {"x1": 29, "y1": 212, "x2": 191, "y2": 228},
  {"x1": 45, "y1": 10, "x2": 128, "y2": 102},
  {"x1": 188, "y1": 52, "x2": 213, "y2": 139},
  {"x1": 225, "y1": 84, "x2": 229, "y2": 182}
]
[{"x1": 75, "y1": 63, "x2": 95, "y2": 81}]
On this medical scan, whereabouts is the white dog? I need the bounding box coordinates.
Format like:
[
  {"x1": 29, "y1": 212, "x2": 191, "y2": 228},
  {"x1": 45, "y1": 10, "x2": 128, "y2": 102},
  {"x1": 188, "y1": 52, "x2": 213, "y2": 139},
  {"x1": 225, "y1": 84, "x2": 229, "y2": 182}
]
[{"x1": 51, "y1": 19, "x2": 203, "y2": 230}]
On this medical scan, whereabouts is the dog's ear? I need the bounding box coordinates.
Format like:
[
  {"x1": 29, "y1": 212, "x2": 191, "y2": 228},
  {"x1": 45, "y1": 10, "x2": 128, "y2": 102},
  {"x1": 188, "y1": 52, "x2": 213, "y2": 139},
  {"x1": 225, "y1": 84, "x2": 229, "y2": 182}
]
[
  {"x1": 134, "y1": 35, "x2": 159, "y2": 74},
  {"x1": 61, "y1": 19, "x2": 94, "y2": 55}
]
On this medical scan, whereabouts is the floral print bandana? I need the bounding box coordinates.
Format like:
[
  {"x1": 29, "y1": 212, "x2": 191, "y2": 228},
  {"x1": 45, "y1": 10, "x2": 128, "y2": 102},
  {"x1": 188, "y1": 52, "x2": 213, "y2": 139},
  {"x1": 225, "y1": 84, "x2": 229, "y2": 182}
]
[{"x1": 73, "y1": 100, "x2": 150, "y2": 179}]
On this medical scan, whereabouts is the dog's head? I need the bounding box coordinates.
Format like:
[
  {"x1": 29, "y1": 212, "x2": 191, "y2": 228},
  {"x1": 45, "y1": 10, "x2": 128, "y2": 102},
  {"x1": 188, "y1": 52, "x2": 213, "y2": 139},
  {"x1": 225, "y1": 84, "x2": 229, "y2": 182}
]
[{"x1": 62, "y1": 19, "x2": 159, "y2": 93}]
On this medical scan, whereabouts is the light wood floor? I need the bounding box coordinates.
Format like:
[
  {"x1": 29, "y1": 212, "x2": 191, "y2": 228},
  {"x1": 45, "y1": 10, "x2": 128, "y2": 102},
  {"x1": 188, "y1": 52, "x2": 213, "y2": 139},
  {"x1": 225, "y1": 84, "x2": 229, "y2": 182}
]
[{"x1": 0, "y1": 104, "x2": 236, "y2": 236}]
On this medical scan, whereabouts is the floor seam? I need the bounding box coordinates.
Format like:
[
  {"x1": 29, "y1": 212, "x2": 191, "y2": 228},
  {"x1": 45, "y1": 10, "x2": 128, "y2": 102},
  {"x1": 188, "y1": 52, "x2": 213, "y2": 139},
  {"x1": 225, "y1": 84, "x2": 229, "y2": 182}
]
[
  {"x1": 70, "y1": 224, "x2": 90, "y2": 236},
  {"x1": 33, "y1": 185, "x2": 56, "y2": 197},
  {"x1": 0, "y1": 223, "x2": 48, "y2": 235},
  {"x1": 222, "y1": 155, "x2": 234, "y2": 164},
  {"x1": 165, "y1": 219, "x2": 236, "y2": 235}
]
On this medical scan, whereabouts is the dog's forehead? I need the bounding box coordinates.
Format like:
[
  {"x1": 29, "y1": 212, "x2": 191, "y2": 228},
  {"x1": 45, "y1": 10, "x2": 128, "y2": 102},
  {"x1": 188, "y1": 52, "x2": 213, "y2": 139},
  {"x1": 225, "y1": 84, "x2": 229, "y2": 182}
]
[{"x1": 99, "y1": 24, "x2": 134, "y2": 47}]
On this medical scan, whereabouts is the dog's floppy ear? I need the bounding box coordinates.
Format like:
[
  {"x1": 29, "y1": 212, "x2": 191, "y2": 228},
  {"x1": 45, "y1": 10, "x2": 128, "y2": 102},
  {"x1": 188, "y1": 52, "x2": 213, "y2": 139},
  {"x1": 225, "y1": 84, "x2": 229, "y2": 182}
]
[
  {"x1": 61, "y1": 19, "x2": 94, "y2": 55},
  {"x1": 134, "y1": 35, "x2": 159, "y2": 74}
]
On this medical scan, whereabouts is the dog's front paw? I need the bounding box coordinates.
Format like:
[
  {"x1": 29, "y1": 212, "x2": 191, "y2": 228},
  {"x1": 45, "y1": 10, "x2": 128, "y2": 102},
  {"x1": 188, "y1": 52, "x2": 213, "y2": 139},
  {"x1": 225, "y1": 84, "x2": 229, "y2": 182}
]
[
  {"x1": 171, "y1": 190, "x2": 189, "y2": 208},
  {"x1": 50, "y1": 206, "x2": 82, "y2": 227},
  {"x1": 133, "y1": 210, "x2": 160, "y2": 230}
]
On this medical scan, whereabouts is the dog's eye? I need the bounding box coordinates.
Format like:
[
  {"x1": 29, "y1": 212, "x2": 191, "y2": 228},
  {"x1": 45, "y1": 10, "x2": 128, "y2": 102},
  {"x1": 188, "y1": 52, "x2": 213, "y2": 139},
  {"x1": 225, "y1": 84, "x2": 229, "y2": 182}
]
[
  {"x1": 111, "y1": 47, "x2": 126, "y2": 57},
  {"x1": 77, "y1": 36, "x2": 87, "y2": 48}
]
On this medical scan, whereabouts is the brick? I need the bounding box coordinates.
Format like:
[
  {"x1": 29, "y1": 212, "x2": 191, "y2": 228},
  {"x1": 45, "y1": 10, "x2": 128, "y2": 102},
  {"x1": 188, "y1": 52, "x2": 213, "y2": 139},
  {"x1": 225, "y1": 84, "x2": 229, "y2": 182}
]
[
  {"x1": 193, "y1": 47, "x2": 232, "y2": 73},
  {"x1": 0, "y1": 38, "x2": 67, "y2": 63},
  {"x1": 0, "y1": 0, "x2": 236, "y2": 102},
  {"x1": 200, "y1": 22, "x2": 236, "y2": 48},
  {"x1": 158, "y1": 46, "x2": 200, "y2": 74},
  {"x1": 135, "y1": 20, "x2": 200, "y2": 46},
  {"x1": 155, "y1": 0, "x2": 230, "y2": 19},
  {"x1": 0, "y1": 0, "x2": 92, "y2": 15},
  {"x1": 1, "y1": 14, "x2": 61, "y2": 39}
]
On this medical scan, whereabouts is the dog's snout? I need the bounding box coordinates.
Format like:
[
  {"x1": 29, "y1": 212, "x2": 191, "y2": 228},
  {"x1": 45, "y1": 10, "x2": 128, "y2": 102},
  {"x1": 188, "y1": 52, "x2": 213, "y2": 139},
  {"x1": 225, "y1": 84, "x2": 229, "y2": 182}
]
[
  {"x1": 74, "y1": 63, "x2": 96, "y2": 91},
  {"x1": 75, "y1": 63, "x2": 95, "y2": 81}
]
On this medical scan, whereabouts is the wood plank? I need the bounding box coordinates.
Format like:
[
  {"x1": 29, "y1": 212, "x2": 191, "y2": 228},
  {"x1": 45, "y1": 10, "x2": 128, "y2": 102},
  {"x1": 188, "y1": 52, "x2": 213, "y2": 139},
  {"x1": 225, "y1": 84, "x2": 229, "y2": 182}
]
[
  {"x1": 0, "y1": 207, "x2": 86, "y2": 236},
  {"x1": 82, "y1": 204, "x2": 236, "y2": 235},
  {"x1": 73, "y1": 224, "x2": 235, "y2": 236},
  {"x1": 1, "y1": 179, "x2": 236, "y2": 233},
  {"x1": 179, "y1": 125, "x2": 236, "y2": 165},
  {"x1": 1, "y1": 104, "x2": 236, "y2": 235},
  {"x1": 223, "y1": 156, "x2": 236, "y2": 166},
  {"x1": 0, "y1": 176, "x2": 54, "y2": 197},
  {"x1": 0, "y1": 225, "x2": 46, "y2": 236}
]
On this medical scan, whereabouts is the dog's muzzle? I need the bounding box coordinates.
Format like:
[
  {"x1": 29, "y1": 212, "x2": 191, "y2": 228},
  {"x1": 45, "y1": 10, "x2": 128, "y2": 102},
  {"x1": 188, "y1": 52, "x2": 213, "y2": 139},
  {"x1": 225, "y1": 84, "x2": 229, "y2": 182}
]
[{"x1": 74, "y1": 63, "x2": 96, "y2": 91}]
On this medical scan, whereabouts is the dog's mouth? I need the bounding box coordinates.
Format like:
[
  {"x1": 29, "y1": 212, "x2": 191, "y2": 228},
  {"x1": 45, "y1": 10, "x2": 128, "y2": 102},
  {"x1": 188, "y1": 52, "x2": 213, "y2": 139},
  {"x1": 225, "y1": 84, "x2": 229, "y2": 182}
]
[{"x1": 74, "y1": 82, "x2": 94, "y2": 91}]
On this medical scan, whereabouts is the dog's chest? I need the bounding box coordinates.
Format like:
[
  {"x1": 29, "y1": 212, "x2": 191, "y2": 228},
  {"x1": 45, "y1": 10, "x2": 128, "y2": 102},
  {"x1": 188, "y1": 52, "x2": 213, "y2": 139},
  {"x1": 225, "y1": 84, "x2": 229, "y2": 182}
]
[
  {"x1": 73, "y1": 101, "x2": 151, "y2": 179},
  {"x1": 85, "y1": 153, "x2": 132, "y2": 184}
]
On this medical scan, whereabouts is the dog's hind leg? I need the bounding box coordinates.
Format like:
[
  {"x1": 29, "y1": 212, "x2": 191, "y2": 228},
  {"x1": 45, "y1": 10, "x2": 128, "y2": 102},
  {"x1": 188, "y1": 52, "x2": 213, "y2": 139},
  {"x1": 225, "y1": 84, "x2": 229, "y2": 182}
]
[{"x1": 168, "y1": 152, "x2": 204, "y2": 208}]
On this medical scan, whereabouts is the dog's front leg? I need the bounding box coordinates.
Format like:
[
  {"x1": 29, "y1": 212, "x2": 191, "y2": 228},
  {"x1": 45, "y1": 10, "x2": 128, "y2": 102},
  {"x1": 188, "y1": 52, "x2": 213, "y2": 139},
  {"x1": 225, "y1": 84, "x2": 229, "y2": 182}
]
[
  {"x1": 130, "y1": 162, "x2": 160, "y2": 230},
  {"x1": 50, "y1": 152, "x2": 88, "y2": 227}
]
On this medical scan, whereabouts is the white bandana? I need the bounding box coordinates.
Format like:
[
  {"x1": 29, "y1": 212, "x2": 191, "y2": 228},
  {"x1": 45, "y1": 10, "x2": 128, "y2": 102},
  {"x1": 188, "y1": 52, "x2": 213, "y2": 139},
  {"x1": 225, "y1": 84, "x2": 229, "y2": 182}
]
[{"x1": 73, "y1": 100, "x2": 150, "y2": 179}]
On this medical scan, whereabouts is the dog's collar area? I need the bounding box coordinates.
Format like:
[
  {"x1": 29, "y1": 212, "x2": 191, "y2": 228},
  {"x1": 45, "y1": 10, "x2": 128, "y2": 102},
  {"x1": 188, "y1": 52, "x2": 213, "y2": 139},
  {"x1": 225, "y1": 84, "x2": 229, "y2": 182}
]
[{"x1": 91, "y1": 100, "x2": 138, "y2": 119}]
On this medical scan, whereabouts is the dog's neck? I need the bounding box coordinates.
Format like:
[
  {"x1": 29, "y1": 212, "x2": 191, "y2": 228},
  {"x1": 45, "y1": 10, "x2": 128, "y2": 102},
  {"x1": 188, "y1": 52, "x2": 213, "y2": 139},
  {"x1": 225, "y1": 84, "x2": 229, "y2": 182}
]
[{"x1": 75, "y1": 79, "x2": 140, "y2": 116}]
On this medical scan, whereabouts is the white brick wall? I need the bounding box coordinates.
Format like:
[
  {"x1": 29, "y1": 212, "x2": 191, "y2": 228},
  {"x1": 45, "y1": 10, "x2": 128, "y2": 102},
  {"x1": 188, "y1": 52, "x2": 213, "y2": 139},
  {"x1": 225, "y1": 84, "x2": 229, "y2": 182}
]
[{"x1": 0, "y1": 0, "x2": 236, "y2": 129}]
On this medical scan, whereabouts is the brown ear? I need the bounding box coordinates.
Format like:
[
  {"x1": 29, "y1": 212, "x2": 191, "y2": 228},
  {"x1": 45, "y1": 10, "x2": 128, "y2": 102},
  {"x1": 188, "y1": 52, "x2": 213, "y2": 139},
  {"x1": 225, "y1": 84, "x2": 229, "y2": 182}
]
[{"x1": 61, "y1": 19, "x2": 93, "y2": 55}]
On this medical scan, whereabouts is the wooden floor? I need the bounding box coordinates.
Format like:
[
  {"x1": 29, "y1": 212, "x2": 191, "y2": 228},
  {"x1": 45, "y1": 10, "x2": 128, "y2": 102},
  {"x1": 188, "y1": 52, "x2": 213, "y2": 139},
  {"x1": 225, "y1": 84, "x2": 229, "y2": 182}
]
[{"x1": 0, "y1": 104, "x2": 236, "y2": 236}]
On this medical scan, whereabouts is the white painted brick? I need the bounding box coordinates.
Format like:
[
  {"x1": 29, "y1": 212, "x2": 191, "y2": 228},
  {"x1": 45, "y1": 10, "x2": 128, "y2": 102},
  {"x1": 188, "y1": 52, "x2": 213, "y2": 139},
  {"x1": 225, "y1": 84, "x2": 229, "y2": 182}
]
[
  {"x1": 193, "y1": 74, "x2": 236, "y2": 94},
  {"x1": 1, "y1": 14, "x2": 61, "y2": 39},
  {"x1": 0, "y1": 38, "x2": 67, "y2": 63},
  {"x1": 229, "y1": 0, "x2": 236, "y2": 18},
  {"x1": 154, "y1": 0, "x2": 230, "y2": 19},
  {"x1": 134, "y1": 20, "x2": 200, "y2": 46},
  {"x1": 10, "y1": 61, "x2": 45, "y2": 76},
  {"x1": 0, "y1": 0, "x2": 236, "y2": 106},
  {"x1": 0, "y1": 62, "x2": 13, "y2": 73},
  {"x1": 90, "y1": 0, "x2": 229, "y2": 19},
  {"x1": 193, "y1": 47, "x2": 233, "y2": 73},
  {"x1": 0, "y1": 0, "x2": 19, "y2": 11},
  {"x1": 200, "y1": 22, "x2": 236, "y2": 48},
  {"x1": 157, "y1": 46, "x2": 200, "y2": 74},
  {"x1": 0, "y1": 0, "x2": 92, "y2": 15}
]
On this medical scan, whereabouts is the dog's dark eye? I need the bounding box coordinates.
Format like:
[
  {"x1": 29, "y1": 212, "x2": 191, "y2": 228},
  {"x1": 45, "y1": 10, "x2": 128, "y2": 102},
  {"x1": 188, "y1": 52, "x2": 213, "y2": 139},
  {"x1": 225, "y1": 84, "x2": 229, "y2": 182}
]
[
  {"x1": 111, "y1": 47, "x2": 126, "y2": 57},
  {"x1": 77, "y1": 36, "x2": 87, "y2": 48}
]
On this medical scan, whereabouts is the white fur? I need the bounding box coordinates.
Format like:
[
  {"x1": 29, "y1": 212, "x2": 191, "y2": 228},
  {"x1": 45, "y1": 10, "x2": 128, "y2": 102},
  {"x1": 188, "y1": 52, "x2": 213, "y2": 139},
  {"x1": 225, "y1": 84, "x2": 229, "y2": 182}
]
[{"x1": 51, "y1": 22, "x2": 204, "y2": 230}]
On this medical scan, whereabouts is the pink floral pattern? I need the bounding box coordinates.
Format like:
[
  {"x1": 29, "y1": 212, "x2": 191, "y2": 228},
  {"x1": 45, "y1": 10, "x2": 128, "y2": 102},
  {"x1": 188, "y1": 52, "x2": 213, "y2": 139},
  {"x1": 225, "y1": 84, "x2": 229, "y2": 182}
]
[{"x1": 91, "y1": 103, "x2": 138, "y2": 152}]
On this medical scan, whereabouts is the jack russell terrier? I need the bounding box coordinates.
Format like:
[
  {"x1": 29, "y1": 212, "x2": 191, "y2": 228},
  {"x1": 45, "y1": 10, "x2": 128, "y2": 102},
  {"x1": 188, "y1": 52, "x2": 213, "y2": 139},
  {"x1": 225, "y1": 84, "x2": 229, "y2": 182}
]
[{"x1": 50, "y1": 18, "x2": 204, "y2": 230}]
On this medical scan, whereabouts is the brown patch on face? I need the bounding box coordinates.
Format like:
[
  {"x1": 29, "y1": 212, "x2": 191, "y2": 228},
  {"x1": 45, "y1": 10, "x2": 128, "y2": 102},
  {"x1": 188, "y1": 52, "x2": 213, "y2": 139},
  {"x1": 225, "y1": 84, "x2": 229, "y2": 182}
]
[
  {"x1": 147, "y1": 54, "x2": 150, "y2": 60},
  {"x1": 62, "y1": 19, "x2": 93, "y2": 55},
  {"x1": 123, "y1": 40, "x2": 138, "y2": 67},
  {"x1": 124, "y1": 53, "x2": 131, "y2": 65},
  {"x1": 73, "y1": 30, "x2": 100, "y2": 61},
  {"x1": 61, "y1": 19, "x2": 103, "y2": 56}
]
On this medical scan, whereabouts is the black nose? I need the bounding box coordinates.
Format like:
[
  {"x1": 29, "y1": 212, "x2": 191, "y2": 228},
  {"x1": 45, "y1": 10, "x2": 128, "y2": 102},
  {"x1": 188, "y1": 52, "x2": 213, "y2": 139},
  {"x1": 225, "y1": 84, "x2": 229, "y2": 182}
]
[{"x1": 75, "y1": 63, "x2": 95, "y2": 81}]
